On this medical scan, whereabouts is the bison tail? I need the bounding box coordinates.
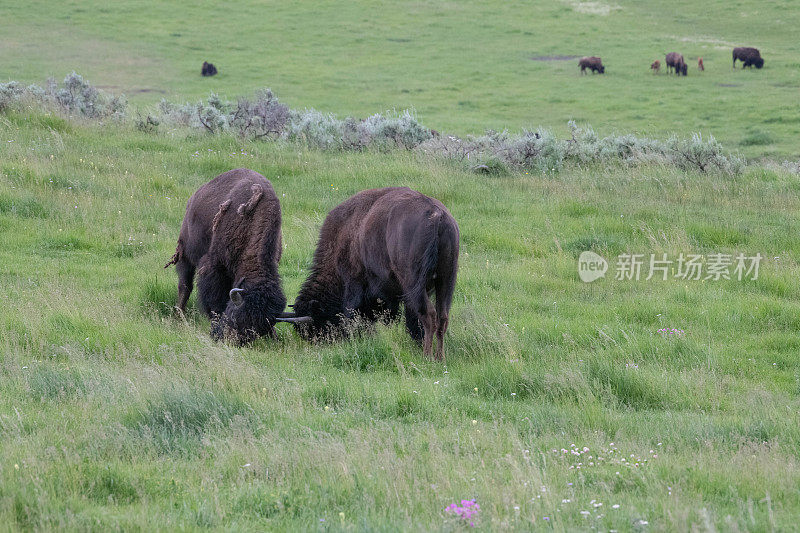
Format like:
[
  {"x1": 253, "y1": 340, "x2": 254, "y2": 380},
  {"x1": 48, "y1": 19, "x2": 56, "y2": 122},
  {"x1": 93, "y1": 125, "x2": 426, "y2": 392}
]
[
  {"x1": 164, "y1": 241, "x2": 183, "y2": 268},
  {"x1": 404, "y1": 212, "x2": 442, "y2": 306}
]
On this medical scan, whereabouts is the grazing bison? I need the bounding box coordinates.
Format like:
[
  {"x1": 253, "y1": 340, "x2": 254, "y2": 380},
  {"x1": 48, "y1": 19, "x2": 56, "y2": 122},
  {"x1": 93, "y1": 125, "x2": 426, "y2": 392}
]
[
  {"x1": 165, "y1": 168, "x2": 286, "y2": 342},
  {"x1": 277, "y1": 187, "x2": 459, "y2": 361},
  {"x1": 698, "y1": 57, "x2": 705, "y2": 71},
  {"x1": 650, "y1": 60, "x2": 661, "y2": 73},
  {"x1": 578, "y1": 56, "x2": 605, "y2": 74},
  {"x1": 665, "y1": 52, "x2": 688, "y2": 76},
  {"x1": 733, "y1": 47, "x2": 763, "y2": 69},
  {"x1": 201, "y1": 61, "x2": 218, "y2": 76}
]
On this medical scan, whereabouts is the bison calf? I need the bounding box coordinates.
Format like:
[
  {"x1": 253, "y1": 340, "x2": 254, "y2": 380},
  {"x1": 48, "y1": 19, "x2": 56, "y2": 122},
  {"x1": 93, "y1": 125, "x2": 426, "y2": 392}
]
[
  {"x1": 278, "y1": 187, "x2": 460, "y2": 361},
  {"x1": 650, "y1": 60, "x2": 661, "y2": 73},
  {"x1": 733, "y1": 47, "x2": 763, "y2": 69},
  {"x1": 665, "y1": 52, "x2": 688, "y2": 76},
  {"x1": 698, "y1": 57, "x2": 704, "y2": 71},
  {"x1": 579, "y1": 56, "x2": 605, "y2": 74},
  {"x1": 165, "y1": 168, "x2": 286, "y2": 343}
]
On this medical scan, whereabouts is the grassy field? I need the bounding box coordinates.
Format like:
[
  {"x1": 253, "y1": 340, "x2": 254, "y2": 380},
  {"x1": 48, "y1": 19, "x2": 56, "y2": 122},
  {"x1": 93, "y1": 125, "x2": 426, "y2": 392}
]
[
  {"x1": 2, "y1": 112, "x2": 800, "y2": 530},
  {"x1": 2, "y1": 0, "x2": 800, "y2": 531},
  {"x1": 2, "y1": 0, "x2": 800, "y2": 159}
]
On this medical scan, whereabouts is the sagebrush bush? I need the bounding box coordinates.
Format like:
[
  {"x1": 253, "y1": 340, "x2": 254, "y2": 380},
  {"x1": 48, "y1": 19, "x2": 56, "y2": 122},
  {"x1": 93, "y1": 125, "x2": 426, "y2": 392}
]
[
  {"x1": 418, "y1": 121, "x2": 744, "y2": 175},
  {"x1": 230, "y1": 89, "x2": 290, "y2": 139},
  {"x1": 0, "y1": 72, "x2": 126, "y2": 119},
  {"x1": 0, "y1": 72, "x2": 748, "y2": 174},
  {"x1": 779, "y1": 160, "x2": 800, "y2": 175}
]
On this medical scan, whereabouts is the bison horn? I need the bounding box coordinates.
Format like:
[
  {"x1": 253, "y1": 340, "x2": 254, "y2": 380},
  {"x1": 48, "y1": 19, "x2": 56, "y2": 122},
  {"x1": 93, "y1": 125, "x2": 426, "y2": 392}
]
[
  {"x1": 274, "y1": 313, "x2": 313, "y2": 325},
  {"x1": 229, "y1": 287, "x2": 245, "y2": 307}
]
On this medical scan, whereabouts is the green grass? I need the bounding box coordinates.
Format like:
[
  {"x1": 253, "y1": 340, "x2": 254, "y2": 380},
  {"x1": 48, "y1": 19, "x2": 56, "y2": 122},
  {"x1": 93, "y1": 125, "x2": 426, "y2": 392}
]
[
  {"x1": 2, "y1": 113, "x2": 800, "y2": 530},
  {"x1": 2, "y1": 0, "x2": 800, "y2": 158}
]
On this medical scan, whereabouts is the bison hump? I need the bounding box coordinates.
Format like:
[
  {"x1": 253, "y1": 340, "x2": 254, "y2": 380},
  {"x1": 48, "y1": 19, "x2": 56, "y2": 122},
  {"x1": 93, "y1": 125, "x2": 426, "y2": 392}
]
[
  {"x1": 237, "y1": 184, "x2": 264, "y2": 216},
  {"x1": 212, "y1": 199, "x2": 232, "y2": 232}
]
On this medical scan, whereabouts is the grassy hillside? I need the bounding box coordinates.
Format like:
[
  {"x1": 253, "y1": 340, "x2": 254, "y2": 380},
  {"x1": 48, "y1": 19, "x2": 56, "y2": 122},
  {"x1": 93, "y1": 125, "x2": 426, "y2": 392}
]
[
  {"x1": 2, "y1": 0, "x2": 800, "y2": 158},
  {"x1": 2, "y1": 113, "x2": 800, "y2": 530}
]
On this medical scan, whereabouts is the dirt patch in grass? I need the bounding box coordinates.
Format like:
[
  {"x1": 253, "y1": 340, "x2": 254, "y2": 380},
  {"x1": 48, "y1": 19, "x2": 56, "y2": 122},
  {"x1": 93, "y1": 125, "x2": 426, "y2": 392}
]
[
  {"x1": 97, "y1": 85, "x2": 166, "y2": 94},
  {"x1": 530, "y1": 55, "x2": 580, "y2": 61}
]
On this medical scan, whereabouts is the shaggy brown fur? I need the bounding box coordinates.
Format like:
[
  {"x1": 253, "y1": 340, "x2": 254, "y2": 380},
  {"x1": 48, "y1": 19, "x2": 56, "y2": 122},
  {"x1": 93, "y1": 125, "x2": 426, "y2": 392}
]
[
  {"x1": 165, "y1": 168, "x2": 286, "y2": 342},
  {"x1": 665, "y1": 52, "x2": 688, "y2": 76},
  {"x1": 578, "y1": 56, "x2": 605, "y2": 74},
  {"x1": 698, "y1": 57, "x2": 704, "y2": 71},
  {"x1": 651, "y1": 60, "x2": 661, "y2": 73},
  {"x1": 733, "y1": 47, "x2": 764, "y2": 69},
  {"x1": 282, "y1": 187, "x2": 460, "y2": 361}
]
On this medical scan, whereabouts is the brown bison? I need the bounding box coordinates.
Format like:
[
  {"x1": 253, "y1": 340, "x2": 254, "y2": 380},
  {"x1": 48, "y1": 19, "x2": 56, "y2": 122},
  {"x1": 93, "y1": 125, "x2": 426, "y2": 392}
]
[
  {"x1": 579, "y1": 56, "x2": 605, "y2": 74},
  {"x1": 201, "y1": 61, "x2": 218, "y2": 76},
  {"x1": 650, "y1": 60, "x2": 661, "y2": 73},
  {"x1": 733, "y1": 47, "x2": 763, "y2": 69},
  {"x1": 165, "y1": 168, "x2": 286, "y2": 342},
  {"x1": 665, "y1": 52, "x2": 688, "y2": 76},
  {"x1": 277, "y1": 187, "x2": 460, "y2": 361},
  {"x1": 698, "y1": 57, "x2": 704, "y2": 71}
]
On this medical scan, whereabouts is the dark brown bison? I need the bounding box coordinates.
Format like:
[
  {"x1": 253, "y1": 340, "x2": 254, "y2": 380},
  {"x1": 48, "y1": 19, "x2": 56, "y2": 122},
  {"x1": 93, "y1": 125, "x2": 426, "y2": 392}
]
[
  {"x1": 733, "y1": 47, "x2": 763, "y2": 69},
  {"x1": 698, "y1": 57, "x2": 704, "y2": 71},
  {"x1": 201, "y1": 61, "x2": 218, "y2": 76},
  {"x1": 277, "y1": 187, "x2": 459, "y2": 361},
  {"x1": 650, "y1": 60, "x2": 661, "y2": 73},
  {"x1": 578, "y1": 56, "x2": 605, "y2": 74},
  {"x1": 665, "y1": 52, "x2": 688, "y2": 76},
  {"x1": 165, "y1": 168, "x2": 286, "y2": 342}
]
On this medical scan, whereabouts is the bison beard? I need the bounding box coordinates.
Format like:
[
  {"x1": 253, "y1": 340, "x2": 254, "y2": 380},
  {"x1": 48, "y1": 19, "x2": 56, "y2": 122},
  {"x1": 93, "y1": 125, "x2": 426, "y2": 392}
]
[
  {"x1": 165, "y1": 168, "x2": 286, "y2": 343},
  {"x1": 278, "y1": 187, "x2": 460, "y2": 361}
]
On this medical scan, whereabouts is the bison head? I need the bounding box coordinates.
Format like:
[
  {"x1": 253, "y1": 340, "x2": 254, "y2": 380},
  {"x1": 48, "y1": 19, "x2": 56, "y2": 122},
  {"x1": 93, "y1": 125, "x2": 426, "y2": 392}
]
[
  {"x1": 680, "y1": 63, "x2": 688, "y2": 76},
  {"x1": 210, "y1": 279, "x2": 287, "y2": 343},
  {"x1": 754, "y1": 57, "x2": 764, "y2": 69},
  {"x1": 598, "y1": 65, "x2": 605, "y2": 74}
]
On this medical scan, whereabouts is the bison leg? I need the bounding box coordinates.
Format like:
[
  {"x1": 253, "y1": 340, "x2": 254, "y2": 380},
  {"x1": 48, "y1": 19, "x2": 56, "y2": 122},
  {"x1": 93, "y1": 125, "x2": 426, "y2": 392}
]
[
  {"x1": 404, "y1": 306, "x2": 423, "y2": 343},
  {"x1": 197, "y1": 263, "x2": 232, "y2": 318},
  {"x1": 175, "y1": 258, "x2": 195, "y2": 313},
  {"x1": 404, "y1": 293, "x2": 436, "y2": 358},
  {"x1": 434, "y1": 282, "x2": 456, "y2": 362}
]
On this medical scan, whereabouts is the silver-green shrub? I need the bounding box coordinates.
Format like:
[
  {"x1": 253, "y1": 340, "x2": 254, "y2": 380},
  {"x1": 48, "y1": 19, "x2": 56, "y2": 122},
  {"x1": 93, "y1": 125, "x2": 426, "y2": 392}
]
[
  {"x1": 0, "y1": 73, "x2": 126, "y2": 119},
  {"x1": 0, "y1": 73, "x2": 747, "y2": 175}
]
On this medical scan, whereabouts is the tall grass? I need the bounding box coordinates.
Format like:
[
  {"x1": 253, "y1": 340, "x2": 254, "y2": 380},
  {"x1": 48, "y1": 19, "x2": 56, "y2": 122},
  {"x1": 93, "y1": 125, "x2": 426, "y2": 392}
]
[{"x1": 1, "y1": 114, "x2": 799, "y2": 529}]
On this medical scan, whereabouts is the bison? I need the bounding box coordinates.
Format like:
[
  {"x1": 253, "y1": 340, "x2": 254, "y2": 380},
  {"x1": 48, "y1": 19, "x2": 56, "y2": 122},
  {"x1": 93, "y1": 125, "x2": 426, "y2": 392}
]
[
  {"x1": 650, "y1": 60, "x2": 661, "y2": 73},
  {"x1": 579, "y1": 56, "x2": 605, "y2": 74},
  {"x1": 165, "y1": 168, "x2": 286, "y2": 343},
  {"x1": 733, "y1": 47, "x2": 763, "y2": 69},
  {"x1": 698, "y1": 57, "x2": 704, "y2": 71},
  {"x1": 665, "y1": 52, "x2": 688, "y2": 76},
  {"x1": 201, "y1": 61, "x2": 218, "y2": 76},
  {"x1": 277, "y1": 187, "x2": 460, "y2": 361}
]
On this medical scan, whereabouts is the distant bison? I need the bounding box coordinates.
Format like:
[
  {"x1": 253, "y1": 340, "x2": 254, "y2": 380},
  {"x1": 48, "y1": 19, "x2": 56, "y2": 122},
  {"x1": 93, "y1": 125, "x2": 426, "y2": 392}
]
[
  {"x1": 201, "y1": 61, "x2": 218, "y2": 76},
  {"x1": 579, "y1": 56, "x2": 605, "y2": 74},
  {"x1": 698, "y1": 57, "x2": 704, "y2": 71},
  {"x1": 733, "y1": 47, "x2": 763, "y2": 69},
  {"x1": 165, "y1": 168, "x2": 286, "y2": 343},
  {"x1": 650, "y1": 60, "x2": 661, "y2": 73},
  {"x1": 277, "y1": 187, "x2": 460, "y2": 361},
  {"x1": 665, "y1": 52, "x2": 688, "y2": 76}
]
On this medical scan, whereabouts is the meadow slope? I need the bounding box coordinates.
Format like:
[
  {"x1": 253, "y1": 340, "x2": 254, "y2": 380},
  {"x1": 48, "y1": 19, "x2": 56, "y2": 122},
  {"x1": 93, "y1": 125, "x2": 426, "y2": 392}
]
[
  {"x1": 1, "y1": 113, "x2": 800, "y2": 530},
  {"x1": 2, "y1": 0, "x2": 800, "y2": 158}
]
